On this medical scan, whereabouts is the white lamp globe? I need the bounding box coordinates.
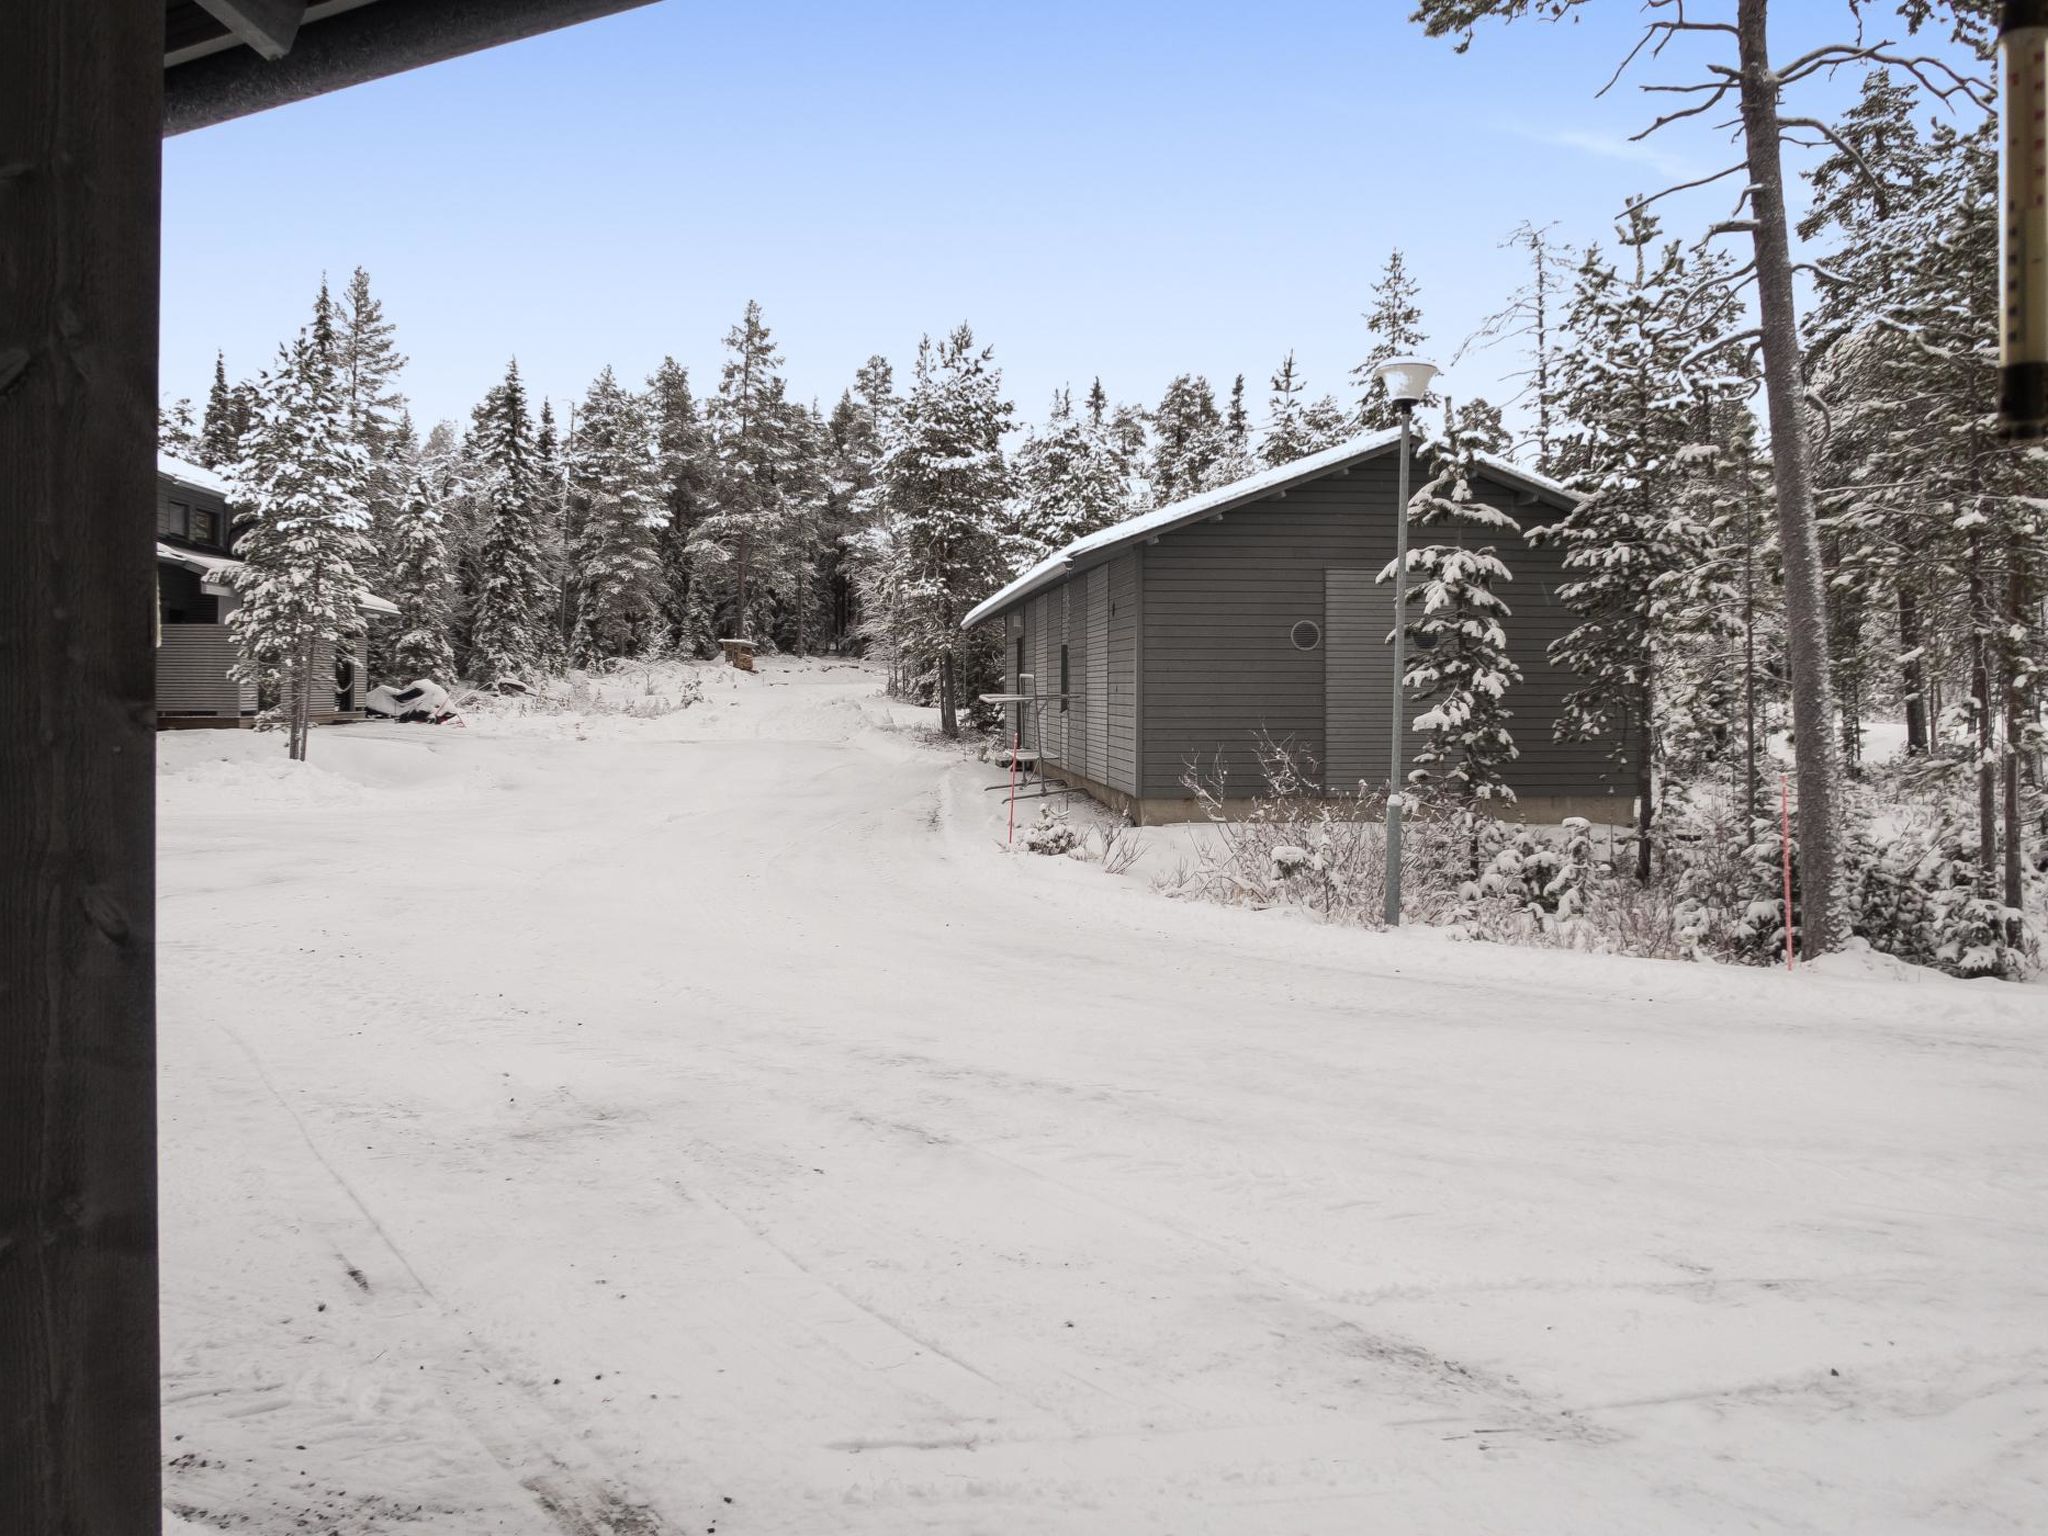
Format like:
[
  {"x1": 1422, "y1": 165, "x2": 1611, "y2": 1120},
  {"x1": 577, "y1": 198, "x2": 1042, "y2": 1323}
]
[{"x1": 1374, "y1": 357, "x2": 1441, "y2": 409}]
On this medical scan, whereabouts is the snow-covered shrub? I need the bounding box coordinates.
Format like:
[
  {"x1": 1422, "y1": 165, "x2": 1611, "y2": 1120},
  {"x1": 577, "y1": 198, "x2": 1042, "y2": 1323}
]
[
  {"x1": 1480, "y1": 817, "x2": 1595, "y2": 918},
  {"x1": 1091, "y1": 822, "x2": 1141, "y2": 876},
  {"x1": 1021, "y1": 807, "x2": 1080, "y2": 856},
  {"x1": 1173, "y1": 737, "x2": 1387, "y2": 918},
  {"x1": 1843, "y1": 811, "x2": 2036, "y2": 980}
]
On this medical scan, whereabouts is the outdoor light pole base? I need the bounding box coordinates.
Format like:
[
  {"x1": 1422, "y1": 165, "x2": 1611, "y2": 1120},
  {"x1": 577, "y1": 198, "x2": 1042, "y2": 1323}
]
[{"x1": 1385, "y1": 800, "x2": 1404, "y2": 926}]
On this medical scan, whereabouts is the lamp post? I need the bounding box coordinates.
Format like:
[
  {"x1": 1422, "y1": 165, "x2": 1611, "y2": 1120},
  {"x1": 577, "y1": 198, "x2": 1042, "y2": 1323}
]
[{"x1": 1374, "y1": 357, "x2": 1440, "y2": 925}]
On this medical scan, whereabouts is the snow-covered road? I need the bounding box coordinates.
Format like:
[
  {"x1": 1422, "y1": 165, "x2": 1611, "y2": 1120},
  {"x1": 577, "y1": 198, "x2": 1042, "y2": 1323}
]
[{"x1": 159, "y1": 660, "x2": 2048, "y2": 1534}]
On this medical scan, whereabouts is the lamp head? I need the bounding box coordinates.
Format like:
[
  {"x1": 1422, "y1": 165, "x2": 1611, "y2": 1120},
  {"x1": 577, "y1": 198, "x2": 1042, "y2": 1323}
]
[{"x1": 1374, "y1": 357, "x2": 1441, "y2": 412}]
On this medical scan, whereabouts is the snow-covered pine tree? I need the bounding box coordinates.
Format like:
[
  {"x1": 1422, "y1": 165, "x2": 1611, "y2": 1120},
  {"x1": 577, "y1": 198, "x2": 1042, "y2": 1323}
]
[
  {"x1": 466, "y1": 358, "x2": 554, "y2": 685},
  {"x1": 199, "y1": 351, "x2": 242, "y2": 469},
  {"x1": 646, "y1": 356, "x2": 716, "y2": 657},
  {"x1": 1263, "y1": 352, "x2": 1314, "y2": 467},
  {"x1": 535, "y1": 397, "x2": 573, "y2": 663},
  {"x1": 1013, "y1": 386, "x2": 1133, "y2": 560},
  {"x1": 337, "y1": 266, "x2": 408, "y2": 459},
  {"x1": 1465, "y1": 222, "x2": 1574, "y2": 473},
  {"x1": 385, "y1": 432, "x2": 458, "y2": 683},
  {"x1": 873, "y1": 324, "x2": 1013, "y2": 735},
  {"x1": 1453, "y1": 398, "x2": 1512, "y2": 457},
  {"x1": 158, "y1": 398, "x2": 199, "y2": 458},
  {"x1": 227, "y1": 329, "x2": 374, "y2": 760},
  {"x1": 1353, "y1": 249, "x2": 1429, "y2": 431},
  {"x1": 1382, "y1": 402, "x2": 1523, "y2": 811},
  {"x1": 815, "y1": 356, "x2": 896, "y2": 655},
  {"x1": 1543, "y1": 205, "x2": 1748, "y2": 880},
  {"x1": 776, "y1": 395, "x2": 835, "y2": 656},
  {"x1": 1148, "y1": 374, "x2": 1223, "y2": 504},
  {"x1": 1212, "y1": 373, "x2": 1257, "y2": 485},
  {"x1": 696, "y1": 300, "x2": 799, "y2": 643},
  {"x1": 566, "y1": 366, "x2": 661, "y2": 663}
]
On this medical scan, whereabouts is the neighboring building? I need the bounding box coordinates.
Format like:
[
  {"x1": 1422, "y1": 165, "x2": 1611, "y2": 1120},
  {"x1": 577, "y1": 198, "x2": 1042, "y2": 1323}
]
[
  {"x1": 155, "y1": 452, "x2": 395, "y2": 726},
  {"x1": 963, "y1": 430, "x2": 1624, "y2": 824}
]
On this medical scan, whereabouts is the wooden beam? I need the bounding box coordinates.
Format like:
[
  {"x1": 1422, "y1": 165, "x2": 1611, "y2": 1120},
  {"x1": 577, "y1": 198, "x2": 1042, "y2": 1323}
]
[
  {"x1": 1, "y1": 4, "x2": 163, "y2": 1533},
  {"x1": 165, "y1": 0, "x2": 663, "y2": 134},
  {"x1": 193, "y1": 0, "x2": 307, "y2": 61}
]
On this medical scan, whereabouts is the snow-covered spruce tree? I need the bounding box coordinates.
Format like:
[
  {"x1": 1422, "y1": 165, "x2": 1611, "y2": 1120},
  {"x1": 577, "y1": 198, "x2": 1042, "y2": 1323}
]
[
  {"x1": 466, "y1": 358, "x2": 555, "y2": 685},
  {"x1": 1212, "y1": 373, "x2": 1258, "y2": 486},
  {"x1": 646, "y1": 356, "x2": 717, "y2": 657},
  {"x1": 566, "y1": 366, "x2": 662, "y2": 664},
  {"x1": 227, "y1": 330, "x2": 374, "y2": 761},
  {"x1": 696, "y1": 300, "x2": 801, "y2": 644},
  {"x1": 818, "y1": 355, "x2": 896, "y2": 652},
  {"x1": 384, "y1": 435, "x2": 457, "y2": 683},
  {"x1": 872, "y1": 324, "x2": 1013, "y2": 736},
  {"x1": 1353, "y1": 249, "x2": 1430, "y2": 432},
  {"x1": 776, "y1": 395, "x2": 836, "y2": 656},
  {"x1": 1263, "y1": 352, "x2": 1315, "y2": 467},
  {"x1": 199, "y1": 351, "x2": 242, "y2": 469},
  {"x1": 1810, "y1": 90, "x2": 2045, "y2": 914},
  {"x1": 1410, "y1": 2, "x2": 2001, "y2": 955},
  {"x1": 1542, "y1": 206, "x2": 1747, "y2": 881},
  {"x1": 1381, "y1": 403, "x2": 1524, "y2": 815},
  {"x1": 1149, "y1": 374, "x2": 1224, "y2": 504},
  {"x1": 1801, "y1": 69, "x2": 1948, "y2": 770},
  {"x1": 1013, "y1": 386, "x2": 1133, "y2": 561},
  {"x1": 337, "y1": 267, "x2": 408, "y2": 460},
  {"x1": 158, "y1": 397, "x2": 199, "y2": 458}
]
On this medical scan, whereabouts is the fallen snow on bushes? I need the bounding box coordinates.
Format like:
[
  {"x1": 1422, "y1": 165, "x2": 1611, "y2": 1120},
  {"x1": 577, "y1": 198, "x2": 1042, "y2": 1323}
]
[{"x1": 159, "y1": 659, "x2": 2047, "y2": 1535}]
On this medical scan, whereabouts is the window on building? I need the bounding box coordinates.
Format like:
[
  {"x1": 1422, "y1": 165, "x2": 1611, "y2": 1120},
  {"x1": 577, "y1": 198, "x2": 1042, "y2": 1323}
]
[
  {"x1": 158, "y1": 499, "x2": 188, "y2": 537},
  {"x1": 189, "y1": 506, "x2": 219, "y2": 545},
  {"x1": 1059, "y1": 643, "x2": 1070, "y2": 711},
  {"x1": 1015, "y1": 634, "x2": 1025, "y2": 687}
]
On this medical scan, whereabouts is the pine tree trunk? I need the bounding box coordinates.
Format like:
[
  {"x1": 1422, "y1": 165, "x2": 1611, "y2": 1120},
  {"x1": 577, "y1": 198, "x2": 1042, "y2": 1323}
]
[
  {"x1": 1970, "y1": 533, "x2": 1996, "y2": 884},
  {"x1": 1735, "y1": 0, "x2": 1841, "y2": 954},
  {"x1": 735, "y1": 528, "x2": 750, "y2": 641},
  {"x1": 1898, "y1": 586, "x2": 1928, "y2": 755},
  {"x1": 1744, "y1": 485, "x2": 1760, "y2": 819},
  {"x1": 938, "y1": 649, "x2": 958, "y2": 737},
  {"x1": 1635, "y1": 675, "x2": 1655, "y2": 883},
  {"x1": 2004, "y1": 542, "x2": 2027, "y2": 913}
]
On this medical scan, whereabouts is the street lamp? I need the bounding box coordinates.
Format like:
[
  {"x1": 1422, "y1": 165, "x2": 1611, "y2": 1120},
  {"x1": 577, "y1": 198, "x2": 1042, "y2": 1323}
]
[{"x1": 1375, "y1": 356, "x2": 1439, "y2": 924}]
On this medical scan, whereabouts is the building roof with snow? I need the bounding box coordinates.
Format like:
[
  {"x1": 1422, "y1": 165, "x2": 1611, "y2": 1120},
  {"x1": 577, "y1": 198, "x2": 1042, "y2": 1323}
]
[
  {"x1": 963, "y1": 431, "x2": 1575, "y2": 631},
  {"x1": 965, "y1": 430, "x2": 1609, "y2": 825}
]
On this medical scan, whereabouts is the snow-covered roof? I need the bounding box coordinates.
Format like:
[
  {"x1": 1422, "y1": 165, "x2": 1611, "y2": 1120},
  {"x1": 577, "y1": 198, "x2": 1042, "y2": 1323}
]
[
  {"x1": 961, "y1": 430, "x2": 1577, "y2": 630},
  {"x1": 158, "y1": 451, "x2": 232, "y2": 498},
  {"x1": 155, "y1": 541, "x2": 400, "y2": 617}
]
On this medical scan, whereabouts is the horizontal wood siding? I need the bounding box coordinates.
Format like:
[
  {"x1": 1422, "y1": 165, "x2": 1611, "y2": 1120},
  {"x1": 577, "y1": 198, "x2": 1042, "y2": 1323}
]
[
  {"x1": 1324, "y1": 567, "x2": 1419, "y2": 792},
  {"x1": 1106, "y1": 554, "x2": 1138, "y2": 793},
  {"x1": 155, "y1": 624, "x2": 242, "y2": 715},
  {"x1": 1138, "y1": 463, "x2": 1609, "y2": 800}
]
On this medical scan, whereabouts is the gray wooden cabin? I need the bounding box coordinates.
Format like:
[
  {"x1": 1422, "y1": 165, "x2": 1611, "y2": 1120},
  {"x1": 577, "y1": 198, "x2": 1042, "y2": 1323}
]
[
  {"x1": 155, "y1": 452, "x2": 392, "y2": 726},
  {"x1": 963, "y1": 430, "x2": 1625, "y2": 824}
]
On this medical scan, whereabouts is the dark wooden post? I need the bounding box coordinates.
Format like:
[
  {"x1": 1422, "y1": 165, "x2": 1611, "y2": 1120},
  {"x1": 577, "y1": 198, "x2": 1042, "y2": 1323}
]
[{"x1": 1, "y1": 5, "x2": 165, "y2": 1531}]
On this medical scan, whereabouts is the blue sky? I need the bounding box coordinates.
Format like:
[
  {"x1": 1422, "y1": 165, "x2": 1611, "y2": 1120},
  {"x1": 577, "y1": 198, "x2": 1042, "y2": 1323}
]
[{"x1": 160, "y1": 1, "x2": 1979, "y2": 442}]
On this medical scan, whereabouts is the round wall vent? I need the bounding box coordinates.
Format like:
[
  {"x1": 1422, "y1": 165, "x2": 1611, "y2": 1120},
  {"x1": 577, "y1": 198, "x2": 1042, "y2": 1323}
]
[{"x1": 1291, "y1": 620, "x2": 1322, "y2": 651}]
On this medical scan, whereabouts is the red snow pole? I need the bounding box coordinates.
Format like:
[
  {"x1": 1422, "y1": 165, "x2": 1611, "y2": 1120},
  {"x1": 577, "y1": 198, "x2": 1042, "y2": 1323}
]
[
  {"x1": 1781, "y1": 771, "x2": 1795, "y2": 970},
  {"x1": 1007, "y1": 725, "x2": 1020, "y2": 845}
]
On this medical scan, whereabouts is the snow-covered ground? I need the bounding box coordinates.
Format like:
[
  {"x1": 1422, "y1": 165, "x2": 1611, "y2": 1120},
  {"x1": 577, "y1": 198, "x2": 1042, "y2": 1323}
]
[{"x1": 159, "y1": 659, "x2": 2047, "y2": 1535}]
